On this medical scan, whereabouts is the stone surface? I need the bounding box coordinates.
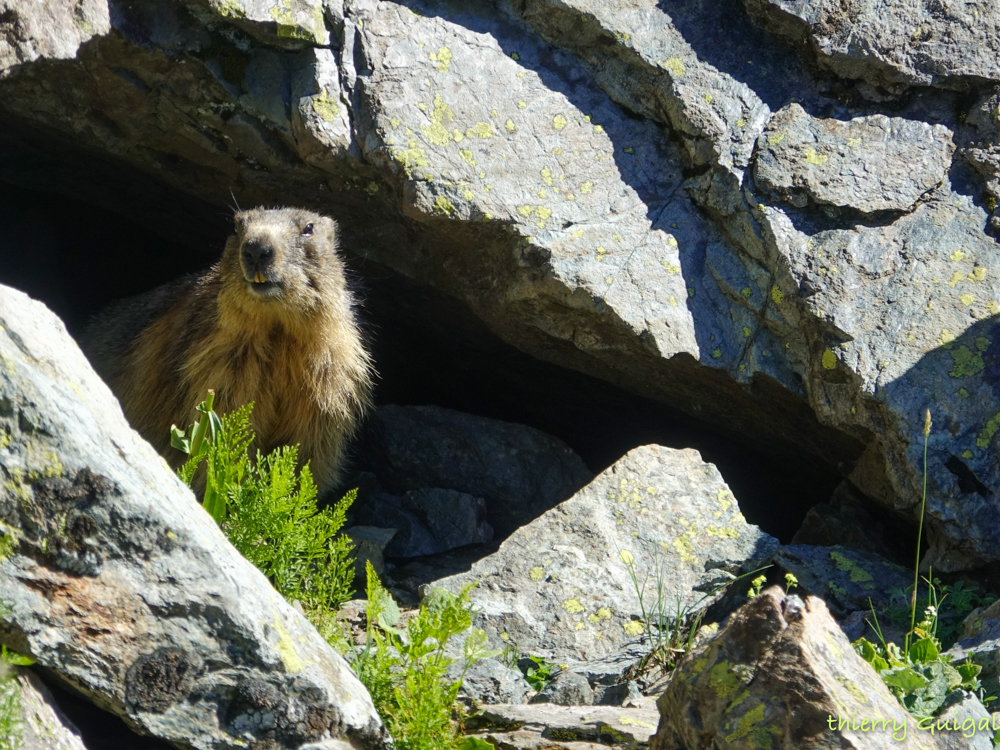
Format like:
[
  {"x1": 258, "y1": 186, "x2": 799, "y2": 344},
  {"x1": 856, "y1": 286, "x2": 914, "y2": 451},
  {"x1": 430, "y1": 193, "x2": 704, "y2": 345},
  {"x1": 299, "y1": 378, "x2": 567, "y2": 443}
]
[
  {"x1": 14, "y1": 668, "x2": 89, "y2": 750},
  {"x1": 0, "y1": 284, "x2": 389, "y2": 749},
  {"x1": 774, "y1": 545, "x2": 912, "y2": 616},
  {"x1": 454, "y1": 658, "x2": 531, "y2": 706},
  {"x1": 530, "y1": 671, "x2": 594, "y2": 707},
  {"x1": 755, "y1": 103, "x2": 954, "y2": 213},
  {"x1": 650, "y1": 587, "x2": 966, "y2": 750},
  {"x1": 745, "y1": 0, "x2": 1000, "y2": 89},
  {"x1": 463, "y1": 703, "x2": 660, "y2": 749},
  {"x1": 434, "y1": 445, "x2": 778, "y2": 662},
  {"x1": 361, "y1": 405, "x2": 592, "y2": 538},
  {"x1": 0, "y1": 0, "x2": 110, "y2": 78}
]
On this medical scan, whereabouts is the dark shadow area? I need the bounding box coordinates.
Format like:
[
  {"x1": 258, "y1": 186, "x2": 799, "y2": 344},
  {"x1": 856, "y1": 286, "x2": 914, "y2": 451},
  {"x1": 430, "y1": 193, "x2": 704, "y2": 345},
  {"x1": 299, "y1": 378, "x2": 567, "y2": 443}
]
[
  {"x1": 36, "y1": 673, "x2": 175, "y2": 750},
  {"x1": 0, "y1": 147, "x2": 845, "y2": 544}
]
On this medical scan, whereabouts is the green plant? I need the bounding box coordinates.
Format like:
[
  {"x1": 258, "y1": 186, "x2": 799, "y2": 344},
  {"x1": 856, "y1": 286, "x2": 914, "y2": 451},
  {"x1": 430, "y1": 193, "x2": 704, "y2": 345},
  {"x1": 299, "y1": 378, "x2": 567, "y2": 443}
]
[
  {"x1": 784, "y1": 573, "x2": 798, "y2": 593},
  {"x1": 351, "y1": 562, "x2": 497, "y2": 750},
  {"x1": 0, "y1": 637, "x2": 34, "y2": 750},
  {"x1": 747, "y1": 575, "x2": 767, "y2": 599},
  {"x1": 522, "y1": 655, "x2": 555, "y2": 692},
  {"x1": 173, "y1": 394, "x2": 356, "y2": 619},
  {"x1": 854, "y1": 410, "x2": 989, "y2": 719},
  {"x1": 618, "y1": 547, "x2": 765, "y2": 675}
]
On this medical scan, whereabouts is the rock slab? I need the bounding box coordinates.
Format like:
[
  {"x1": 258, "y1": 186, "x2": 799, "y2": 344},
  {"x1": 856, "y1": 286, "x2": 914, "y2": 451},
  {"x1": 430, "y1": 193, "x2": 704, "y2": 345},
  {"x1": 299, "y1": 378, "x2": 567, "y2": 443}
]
[{"x1": 435, "y1": 445, "x2": 778, "y2": 662}]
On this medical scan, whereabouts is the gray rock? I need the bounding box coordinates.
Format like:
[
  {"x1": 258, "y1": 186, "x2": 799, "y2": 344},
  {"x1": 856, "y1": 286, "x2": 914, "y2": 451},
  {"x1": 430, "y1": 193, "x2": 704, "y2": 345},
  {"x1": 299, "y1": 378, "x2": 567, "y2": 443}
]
[
  {"x1": 755, "y1": 103, "x2": 954, "y2": 213},
  {"x1": 775, "y1": 545, "x2": 911, "y2": 616},
  {"x1": 746, "y1": 0, "x2": 1000, "y2": 89},
  {"x1": 0, "y1": 284, "x2": 389, "y2": 749},
  {"x1": 401, "y1": 488, "x2": 493, "y2": 552},
  {"x1": 14, "y1": 668, "x2": 88, "y2": 750},
  {"x1": 463, "y1": 703, "x2": 660, "y2": 749},
  {"x1": 454, "y1": 658, "x2": 531, "y2": 706},
  {"x1": 530, "y1": 671, "x2": 594, "y2": 707},
  {"x1": 0, "y1": 0, "x2": 110, "y2": 78},
  {"x1": 343, "y1": 525, "x2": 396, "y2": 584},
  {"x1": 362, "y1": 405, "x2": 592, "y2": 538},
  {"x1": 352, "y1": 492, "x2": 439, "y2": 559},
  {"x1": 593, "y1": 681, "x2": 641, "y2": 707},
  {"x1": 434, "y1": 445, "x2": 778, "y2": 662}
]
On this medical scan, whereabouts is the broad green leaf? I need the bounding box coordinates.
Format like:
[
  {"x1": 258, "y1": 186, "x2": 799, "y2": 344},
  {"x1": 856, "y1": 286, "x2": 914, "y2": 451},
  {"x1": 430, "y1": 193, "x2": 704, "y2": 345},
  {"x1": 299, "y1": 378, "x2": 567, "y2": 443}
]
[
  {"x1": 908, "y1": 637, "x2": 939, "y2": 663},
  {"x1": 457, "y1": 738, "x2": 495, "y2": 750},
  {"x1": 882, "y1": 667, "x2": 929, "y2": 692}
]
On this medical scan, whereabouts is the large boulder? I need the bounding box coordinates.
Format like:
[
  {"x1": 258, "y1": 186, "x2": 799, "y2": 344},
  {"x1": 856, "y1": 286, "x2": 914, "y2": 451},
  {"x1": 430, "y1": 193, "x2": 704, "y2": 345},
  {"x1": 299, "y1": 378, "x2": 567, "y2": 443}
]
[
  {"x1": 434, "y1": 444, "x2": 778, "y2": 662},
  {"x1": 650, "y1": 586, "x2": 992, "y2": 750},
  {"x1": 0, "y1": 283, "x2": 389, "y2": 749}
]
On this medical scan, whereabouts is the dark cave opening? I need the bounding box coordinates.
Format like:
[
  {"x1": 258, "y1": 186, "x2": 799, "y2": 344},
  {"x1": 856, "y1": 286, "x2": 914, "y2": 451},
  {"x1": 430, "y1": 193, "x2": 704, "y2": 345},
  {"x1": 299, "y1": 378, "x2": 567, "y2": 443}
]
[{"x1": 0, "y1": 172, "x2": 843, "y2": 546}]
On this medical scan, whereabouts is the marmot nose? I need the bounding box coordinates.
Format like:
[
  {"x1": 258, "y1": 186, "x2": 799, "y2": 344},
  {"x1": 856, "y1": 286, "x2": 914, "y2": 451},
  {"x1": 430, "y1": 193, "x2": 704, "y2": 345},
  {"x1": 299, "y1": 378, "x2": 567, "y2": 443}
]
[{"x1": 242, "y1": 241, "x2": 273, "y2": 266}]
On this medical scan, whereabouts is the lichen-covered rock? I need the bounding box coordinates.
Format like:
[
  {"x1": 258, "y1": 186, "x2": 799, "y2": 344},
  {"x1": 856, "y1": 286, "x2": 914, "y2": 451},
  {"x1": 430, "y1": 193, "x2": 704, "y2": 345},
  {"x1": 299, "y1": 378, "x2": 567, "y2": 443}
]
[
  {"x1": 774, "y1": 545, "x2": 911, "y2": 616},
  {"x1": 755, "y1": 103, "x2": 954, "y2": 213},
  {"x1": 360, "y1": 405, "x2": 592, "y2": 538},
  {"x1": 745, "y1": 0, "x2": 1000, "y2": 89},
  {"x1": 453, "y1": 658, "x2": 531, "y2": 706},
  {"x1": 434, "y1": 445, "x2": 778, "y2": 661},
  {"x1": 0, "y1": 284, "x2": 389, "y2": 749},
  {"x1": 650, "y1": 586, "x2": 972, "y2": 750},
  {"x1": 0, "y1": 0, "x2": 110, "y2": 78}
]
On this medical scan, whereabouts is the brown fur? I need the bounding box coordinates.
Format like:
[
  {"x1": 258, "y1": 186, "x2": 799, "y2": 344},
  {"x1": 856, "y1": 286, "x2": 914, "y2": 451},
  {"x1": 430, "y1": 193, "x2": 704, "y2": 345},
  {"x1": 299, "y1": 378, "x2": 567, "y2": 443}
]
[{"x1": 83, "y1": 207, "x2": 374, "y2": 492}]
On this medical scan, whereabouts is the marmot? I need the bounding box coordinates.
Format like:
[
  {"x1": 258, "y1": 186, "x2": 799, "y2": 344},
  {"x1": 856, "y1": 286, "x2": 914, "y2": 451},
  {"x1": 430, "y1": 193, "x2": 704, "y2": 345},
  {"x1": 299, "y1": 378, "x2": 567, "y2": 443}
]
[{"x1": 83, "y1": 207, "x2": 374, "y2": 492}]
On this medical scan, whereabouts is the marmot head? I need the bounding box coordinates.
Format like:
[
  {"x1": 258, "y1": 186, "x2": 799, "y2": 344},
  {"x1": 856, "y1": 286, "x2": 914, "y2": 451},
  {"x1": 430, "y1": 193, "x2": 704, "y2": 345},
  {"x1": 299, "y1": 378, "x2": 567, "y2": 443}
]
[{"x1": 219, "y1": 207, "x2": 346, "y2": 322}]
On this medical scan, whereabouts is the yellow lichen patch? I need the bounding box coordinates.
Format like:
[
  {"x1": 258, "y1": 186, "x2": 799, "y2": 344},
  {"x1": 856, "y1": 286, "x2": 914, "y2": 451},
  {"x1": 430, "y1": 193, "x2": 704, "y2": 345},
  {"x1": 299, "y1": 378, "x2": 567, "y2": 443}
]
[
  {"x1": 725, "y1": 703, "x2": 773, "y2": 744},
  {"x1": 771, "y1": 286, "x2": 783, "y2": 304},
  {"x1": 540, "y1": 166, "x2": 554, "y2": 186},
  {"x1": 571, "y1": 229, "x2": 585, "y2": 238},
  {"x1": 528, "y1": 565, "x2": 545, "y2": 581},
  {"x1": 272, "y1": 615, "x2": 304, "y2": 674},
  {"x1": 421, "y1": 94, "x2": 455, "y2": 146},
  {"x1": 623, "y1": 620, "x2": 644, "y2": 636},
  {"x1": 660, "y1": 57, "x2": 685, "y2": 76},
  {"x1": 517, "y1": 205, "x2": 535, "y2": 217},
  {"x1": 706, "y1": 525, "x2": 739, "y2": 538},
  {"x1": 938, "y1": 329, "x2": 956, "y2": 345},
  {"x1": 619, "y1": 549, "x2": 634, "y2": 565},
  {"x1": 711, "y1": 348, "x2": 722, "y2": 359},
  {"x1": 740, "y1": 287, "x2": 752, "y2": 299},
  {"x1": 822, "y1": 348, "x2": 837, "y2": 370},
  {"x1": 802, "y1": 147, "x2": 828, "y2": 165},
  {"x1": 466, "y1": 122, "x2": 495, "y2": 139},
  {"x1": 673, "y1": 532, "x2": 697, "y2": 563},
  {"x1": 593, "y1": 124, "x2": 604, "y2": 134},
  {"x1": 948, "y1": 271, "x2": 964, "y2": 287},
  {"x1": 460, "y1": 149, "x2": 476, "y2": 167},
  {"x1": 580, "y1": 181, "x2": 593, "y2": 194},
  {"x1": 517, "y1": 100, "x2": 527, "y2": 109},
  {"x1": 961, "y1": 293, "x2": 976, "y2": 306},
  {"x1": 394, "y1": 144, "x2": 428, "y2": 171},
  {"x1": 619, "y1": 716, "x2": 656, "y2": 729},
  {"x1": 709, "y1": 661, "x2": 740, "y2": 698},
  {"x1": 505, "y1": 119, "x2": 516, "y2": 133},
  {"x1": 428, "y1": 46, "x2": 452, "y2": 73},
  {"x1": 962, "y1": 449, "x2": 974, "y2": 459},
  {"x1": 742, "y1": 327, "x2": 751, "y2": 338},
  {"x1": 536, "y1": 207, "x2": 552, "y2": 221},
  {"x1": 433, "y1": 196, "x2": 455, "y2": 215},
  {"x1": 310, "y1": 90, "x2": 340, "y2": 122},
  {"x1": 977, "y1": 414, "x2": 1000, "y2": 448},
  {"x1": 950, "y1": 249, "x2": 966, "y2": 261},
  {"x1": 969, "y1": 267, "x2": 987, "y2": 282},
  {"x1": 463, "y1": 190, "x2": 474, "y2": 201},
  {"x1": 563, "y1": 598, "x2": 585, "y2": 614},
  {"x1": 214, "y1": 0, "x2": 245, "y2": 19},
  {"x1": 390, "y1": 117, "x2": 400, "y2": 129},
  {"x1": 662, "y1": 261, "x2": 680, "y2": 274},
  {"x1": 846, "y1": 137, "x2": 861, "y2": 147},
  {"x1": 552, "y1": 114, "x2": 569, "y2": 131}
]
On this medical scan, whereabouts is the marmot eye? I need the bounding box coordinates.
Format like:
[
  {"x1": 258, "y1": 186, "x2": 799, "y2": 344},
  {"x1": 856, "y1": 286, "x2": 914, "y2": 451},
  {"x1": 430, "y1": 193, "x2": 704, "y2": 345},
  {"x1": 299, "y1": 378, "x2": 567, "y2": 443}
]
[{"x1": 301, "y1": 223, "x2": 314, "y2": 237}]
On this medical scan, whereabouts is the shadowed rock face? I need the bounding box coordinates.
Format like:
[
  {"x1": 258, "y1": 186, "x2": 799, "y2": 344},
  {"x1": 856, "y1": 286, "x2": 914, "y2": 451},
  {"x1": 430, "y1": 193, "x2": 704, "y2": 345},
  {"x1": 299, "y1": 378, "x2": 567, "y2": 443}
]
[
  {"x1": 1, "y1": 0, "x2": 999, "y2": 572},
  {"x1": 0, "y1": 283, "x2": 389, "y2": 750}
]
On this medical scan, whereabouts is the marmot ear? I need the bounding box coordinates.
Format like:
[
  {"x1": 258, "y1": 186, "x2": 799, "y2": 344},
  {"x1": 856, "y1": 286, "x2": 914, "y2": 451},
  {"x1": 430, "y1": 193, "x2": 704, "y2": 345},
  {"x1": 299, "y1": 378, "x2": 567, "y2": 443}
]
[{"x1": 321, "y1": 216, "x2": 338, "y2": 238}]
